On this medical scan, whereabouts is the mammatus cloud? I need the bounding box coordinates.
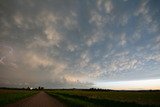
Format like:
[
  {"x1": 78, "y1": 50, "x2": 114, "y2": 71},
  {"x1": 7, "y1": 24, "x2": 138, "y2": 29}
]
[
  {"x1": 0, "y1": 45, "x2": 14, "y2": 65},
  {"x1": 119, "y1": 33, "x2": 127, "y2": 46},
  {"x1": 0, "y1": 0, "x2": 160, "y2": 89},
  {"x1": 89, "y1": 11, "x2": 106, "y2": 28},
  {"x1": 97, "y1": 0, "x2": 113, "y2": 14},
  {"x1": 104, "y1": 0, "x2": 114, "y2": 14},
  {"x1": 86, "y1": 31, "x2": 104, "y2": 47}
]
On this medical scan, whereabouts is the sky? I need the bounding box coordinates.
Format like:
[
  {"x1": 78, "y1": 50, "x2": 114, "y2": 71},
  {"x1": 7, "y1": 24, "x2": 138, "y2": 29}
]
[{"x1": 0, "y1": 0, "x2": 160, "y2": 90}]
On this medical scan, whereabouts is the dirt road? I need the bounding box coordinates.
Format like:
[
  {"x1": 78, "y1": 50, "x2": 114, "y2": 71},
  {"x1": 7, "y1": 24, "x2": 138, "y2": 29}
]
[{"x1": 5, "y1": 91, "x2": 65, "y2": 107}]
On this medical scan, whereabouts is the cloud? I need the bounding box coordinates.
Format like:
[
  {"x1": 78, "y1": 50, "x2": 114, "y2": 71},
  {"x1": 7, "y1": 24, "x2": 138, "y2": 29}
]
[
  {"x1": 79, "y1": 51, "x2": 90, "y2": 67},
  {"x1": 147, "y1": 35, "x2": 160, "y2": 51},
  {"x1": 89, "y1": 11, "x2": 105, "y2": 28},
  {"x1": 107, "y1": 43, "x2": 113, "y2": 51},
  {"x1": 59, "y1": 76, "x2": 94, "y2": 88},
  {"x1": 132, "y1": 30, "x2": 141, "y2": 41},
  {"x1": 22, "y1": 50, "x2": 68, "y2": 75},
  {"x1": 13, "y1": 12, "x2": 34, "y2": 30},
  {"x1": 63, "y1": 75, "x2": 84, "y2": 83},
  {"x1": 28, "y1": 36, "x2": 59, "y2": 48},
  {"x1": 145, "y1": 54, "x2": 160, "y2": 62},
  {"x1": 63, "y1": 11, "x2": 78, "y2": 30},
  {"x1": 86, "y1": 31, "x2": 104, "y2": 47},
  {"x1": 152, "y1": 35, "x2": 160, "y2": 50},
  {"x1": 134, "y1": 0, "x2": 159, "y2": 33},
  {"x1": 86, "y1": 35, "x2": 99, "y2": 47},
  {"x1": 97, "y1": 0, "x2": 103, "y2": 11},
  {"x1": 134, "y1": 0, "x2": 149, "y2": 16},
  {"x1": 114, "y1": 51, "x2": 129, "y2": 57},
  {"x1": 28, "y1": 26, "x2": 62, "y2": 48},
  {"x1": 102, "y1": 49, "x2": 143, "y2": 78},
  {"x1": 37, "y1": 8, "x2": 79, "y2": 31},
  {"x1": 104, "y1": 0, "x2": 113, "y2": 14},
  {"x1": 0, "y1": 44, "x2": 16, "y2": 66},
  {"x1": 13, "y1": 12, "x2": 24, "y2": 27},
  {"x1": 37, "y1": 9, "x2": 58, "y2": 26},
  {"x1": 119, "y1": 33, "x2": 127, "y2": 46},
  {"x1": 67, "y1": 43, "x2": 78, "y2": 52},
  {"x1": 108, "y1": 58, "x2": 140, "y2": 72},
  {"x1": 0, "y1": 57, "x2": 5, "y2": 64},
  {"x1": 24, "y1": 52, "x2": 52, "y2": 68},
  {"x1": 88, "y1": 64, "x2": 102, "y2": 78},
  {"x1": 148, "y1": 22, "x2": 159, "y2": 33},
  {"x1": 123, "y1": 0, "x2": 128, "y2": 2},
  {"x1": 44, "y1": 26, "x2": 62, "y2": 47},
  {"x1": 119, "y1": 14, "x2": 129, "y2": 26}
]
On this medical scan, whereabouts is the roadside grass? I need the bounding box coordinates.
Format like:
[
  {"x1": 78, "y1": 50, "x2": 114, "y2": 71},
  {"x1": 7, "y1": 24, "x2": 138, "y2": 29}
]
[
  {"x1": 0, "y1": 89, "x2": 38, "y2": 106},
  {"x1": 46, "y1": 90, "x2": 160, "y2": 107}
]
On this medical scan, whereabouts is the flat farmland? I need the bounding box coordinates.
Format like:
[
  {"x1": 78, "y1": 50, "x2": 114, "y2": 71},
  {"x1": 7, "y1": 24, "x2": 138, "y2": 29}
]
[
  {"x1": 1, "y1": 89, "x2": 160, "y2": 107},
  {"x1": 47, "y1": 89, "x2": 160, "y2": 107},
  {"x1": 0, "y1": 89, "x2": 38, "y2": 106}
]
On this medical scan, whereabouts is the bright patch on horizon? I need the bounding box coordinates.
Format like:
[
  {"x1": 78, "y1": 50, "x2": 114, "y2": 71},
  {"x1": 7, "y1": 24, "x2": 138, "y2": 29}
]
[{"x1": 95, "y1": 79, "x2": 160, "y2": 90}]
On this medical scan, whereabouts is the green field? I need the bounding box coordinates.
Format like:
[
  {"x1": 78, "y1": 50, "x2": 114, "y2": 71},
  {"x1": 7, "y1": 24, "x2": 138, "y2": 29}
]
[
  {"x1": 1, "y1": 89, "x2": 160, "y2": 107},
  {"x1": 47, "y1": 89, "x2": 160, "y2": 107},
  {"x1": 0, "y1": 89, "x2": 38, "y2": 106}
]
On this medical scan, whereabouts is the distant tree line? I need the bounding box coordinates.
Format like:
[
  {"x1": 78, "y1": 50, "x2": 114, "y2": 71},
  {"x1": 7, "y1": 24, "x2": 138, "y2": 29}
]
[
  {"x1": 0, "y1": 86, "x2": 44, "y2": 90},
  {"x1": 24, "y1": 86, "x2": 44, "y2": 90}
]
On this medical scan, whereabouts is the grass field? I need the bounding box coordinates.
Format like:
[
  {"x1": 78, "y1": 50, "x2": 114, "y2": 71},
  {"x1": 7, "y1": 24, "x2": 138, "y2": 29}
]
[
  {"x1": 47, "y1": 89, "x2": 160, "y2": 107},
  {"x1": 1, "y1": 89, "x2": 159, "y2": 107},
  {"x1": 0, "y1": 89, "x2": 38, "y2": 106}
]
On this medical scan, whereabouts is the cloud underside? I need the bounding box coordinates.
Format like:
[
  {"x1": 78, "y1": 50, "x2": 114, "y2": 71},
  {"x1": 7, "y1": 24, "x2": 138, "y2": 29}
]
[{"x1": 0, "y1": 0, "x2": 160, "y2": 88}]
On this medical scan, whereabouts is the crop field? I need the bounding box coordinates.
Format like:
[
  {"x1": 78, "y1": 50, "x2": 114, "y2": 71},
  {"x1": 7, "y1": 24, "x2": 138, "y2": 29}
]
[
  {"x1": 47, "y1": 89, "x2": 160, "y2": 107},
  {"x1": 1, "y1": 89, "x2": 160, "y2": 107},
  {"x1": 0, "y1": 89, "x2": 38, "y2": 106}
]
